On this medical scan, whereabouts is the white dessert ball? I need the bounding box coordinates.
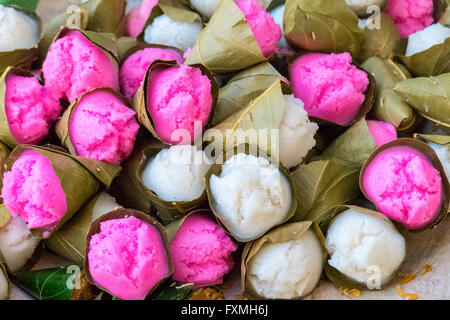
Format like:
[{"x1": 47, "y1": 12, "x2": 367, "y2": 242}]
[
  {"x1": 406, "y1": 24, "x2": 450, "y2": 56},
  {"x1": 247, "y1": 228, "x2": 323, "y2": 299},
  {"x1": 0, "y1": 5, "x2": 39, "y2": 52},
  {"x1": 0, "y1": 267, "x2": 7, "y2": 300},
  {"x1": 190, "y1": 0, "x2": 221, "y2": 19},
  {"x1": 0, "y1": 216, "x2": 40, "y2": 273},
  {"x1": 270, "y1": 5, "x2": 290, "y2": 49},
  {"x1": 92, "y1": 192, "x2": 122, "y2": 220},
  {"x1": 279, "y1": 95, "x2": 318, "y2": 169},
  {"x1": 326, "y1": 208, "x2": 406, "y2": 286},
  {"x1": 142, "y1": 145, "x2": 212, "y2": 202},
  {"x1": 144, "y1": 14, "x2": 203, "y2": 51},
  {"x1": 429, "y1": 142, "x2": 450, "y2": 182},
  {"x1": 209, "y1": 153, "x2": 292, "y2": 240}
]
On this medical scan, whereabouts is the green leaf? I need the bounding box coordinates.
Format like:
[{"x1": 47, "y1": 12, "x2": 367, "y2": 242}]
[
  {"x1": 0, "y1": 0, "x2": 39, "y2": 11},
  {"x1": 291, "y1": 160, "x2": 361, "y2": 225},
  {"x1": 284, "y1": 0, "x2": 365, "y2": 58},
  {"x1": 155, "y1": 283, "x2": 193, "y2": 300},
  {"x1": 394, "y1": 73, "x2": 450, "y2": 128}
]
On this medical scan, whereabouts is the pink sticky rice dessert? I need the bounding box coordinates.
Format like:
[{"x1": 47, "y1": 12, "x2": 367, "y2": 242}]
[
  {"x1": 385, "y1": 0, "x2": 434, "y2": 38},
  {"x1": 366, "y1": 120, "x2": 397, "y2": 147},
  {"x1": 5, "y1": 73, "x2": 61, "y2": 145},
  {"x1": 147, "y1": 64, "x2": 212, "y2": 144},
  {"x1": 68, "y1": 90, "x2": 139, "y2": 164},
  {"x1": 290, "y1": 53, "x2": 369, "y2": 126},
  {"x1": 235, "y1": 0, "x2": 281, "y2": 57},
  {"x1": 362, "y1": 146, "x2": 443, "y2": 229},
  {"x1": 87, "y1": 216, "x2": 169, "y2": 300},
  {"x1": 170, "y1": 213, "x2": 237, "y2": 287},
  {"x1": 124, "y1": 0, "x2": 158, "y2": 38},
  {"x1": 42, "y1": 30, "x2": 119, "y2": 103},
  {"x1": 119, "y1": 47, "x2": 183, "y2": 100},
  {"x1": 1, "y1": 150, "x2": 67, "y2": 231}
]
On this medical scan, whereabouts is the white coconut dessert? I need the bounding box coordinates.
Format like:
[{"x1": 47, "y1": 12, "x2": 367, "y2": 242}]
[
  {"x1": 270, "y1": 5, "x2": 290, "y2": 49},
  {"x1": 141, "y1": 145, "x2": 212, "y2": 202},
  {"x1": 345, "y1": 0, "x2": 386, "y2": 16},
  {"x1": 326, "y1": 208, "x2": 406, "y2": 287},
  {"x1": 209, "y1": 153, "x2": 292, "y2": 240},
  {"x1": 428, "y1": 143, "x2": 450, "y2": 181},
  {"x1": 0, "y1": 266, "x2": 8, "y2": 300},
  {"x1": 0, "y1": 216, "x2": 40, "y2": 273},
  {"x1": 190, "y1": 0, "x2": 271, "y2": 19},
  {"x1": 246, "y1": 228, "x2": 323, "y2": 299},
  {"x1": 0, "y1": 5, "x2": 39, "y2": 52},
  {"x1": 144, "y1": 14, "x2": 203, "y2": 51},
  {"x1": 279, "y1": 95, "x2": 318, "y2": 169},
  {"x1": 406, "y1": 23, "x2": 450, "y2": 56}
]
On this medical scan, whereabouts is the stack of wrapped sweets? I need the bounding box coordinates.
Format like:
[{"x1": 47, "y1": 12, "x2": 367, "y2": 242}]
[{"x1": 0, "y1": 0, "x2": 448, "y2": 301}]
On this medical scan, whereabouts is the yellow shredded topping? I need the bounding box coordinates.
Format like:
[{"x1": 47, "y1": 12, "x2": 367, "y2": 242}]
[
  {"x1": 396, "y1": 285, "x2": 418, "y2": 300},
  {"x1": 421, "y1": 264, "x2": 432, "y2": 275},
  {"x1": 339, "y1": 288, "x2": 361, "y2": 297},
  {"x1": 189, "y1": 288, "x2": 225, "y2": 300},
  {"x1": 399, "y1": 273, "x2": 416, "y2": 285}
]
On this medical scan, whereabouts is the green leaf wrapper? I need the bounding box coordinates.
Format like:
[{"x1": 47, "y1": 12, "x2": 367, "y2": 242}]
[
  {"x1": 133, "y1": 60, "x2": 218, "y2": 145},
  {"x1": 361, "y1": 57, "x2": 417, "y2": 132},
  {"x1": 322, "y1": 205, "x2": 404, "y2": 291},
  {"x1": 4, "y1": 145, "x2": 119, "y2": 238},
  {"x1": 359, "y1": 138, "x2": 450, "y2": 231},
  {"x1": 109, "y1": 135, "x2": 207, "y2": 223},
  {"x1": 155, "y1": 283, "x2": 193, "y2": 300},
  {"x1": 0, "y1": 141, "x2": 10, "y2": 203},
  {"x1": 291, "y1": 159, "x2": 360, "y2": 225},
  {"x1": 398, "y1": 38, "x2": 450, "y2": 77},
  {"x1": 212, "y1": 62, "x2": 288, "y2": 125},
  {"x1": 204, "y1": 144, "x2": 297, "y2": 242},
  {"x1": 283, "y1": 0, "x2": 365, "y2": 59},
  {"x1": 0, "y1": 262, "x2": 11, "y2": 300},
  {"x1": 0, "y1": 0, "x2": 38, "y2": 11},
  {"x1": 358, "y1": 12, "x2": 403, "y2": 63},
  {"x1": 185, "y1": 0, "x2": 266, "y2": 74},
  {"x1": 0, "y1": 5, "x2": 41, "y2": 74},
  {"x1": 393, "y1": 73, "x2": 450, "y2": 128},
  {"x1": 241, "y1": 221, "x2": 324, "y2": 299},
  {"x1": 13, "y1": 265, "x2": 96, "y2": 300},
  {"x1": 38, "y1": 0, "x2": 125, "y2": 60},
  {"x1": 45, "y1": 192, "x2": 121, "y2": 264},
  {"x1": 0, "y1": 204, "x2": 11, "y2": 228},
  {"x1": 414, "y1": 133, "x2": 450, "y2": 146},
  {"x1": 316, "y1": 118, "x2": 378, "y2": 167},
  {"x1": 83, "y1": 209, "x2": 173, "y2": 299}
]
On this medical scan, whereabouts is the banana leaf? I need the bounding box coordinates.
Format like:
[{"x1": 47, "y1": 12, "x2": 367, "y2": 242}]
[
  {"x1": 393, "y1": 73, "x2": 450, "y2": 128},
  {"x1": 0, "y1": 0, "x2": 38, "y2": 11},
  {"x1": 13, "y1": 265, "x2": 96, "y2": 300},
  {"x1": 83, "y1": 209, "x2": 173, "y2": 299},
  {"x1": 361, "y1": 57, "x2": 417, "y2": 132},
  {"x1": 414, "y1": 133, "x2": 450, "y2": 146},
  {"x1": 283, "y1": 0, "x2": 365, "y2": 59},
  {"x1": 0, "y1": 263, "x2": 10, "y2": 300},
  {"x1": 0, "y1": 141, "x2": 9, "y2": 203},
  {"x1": 155, "y1": 283, "x2": 193, "y2": 300},
  {"x1": 185, "y1": 0, "x2": 266, "y2": 74}
]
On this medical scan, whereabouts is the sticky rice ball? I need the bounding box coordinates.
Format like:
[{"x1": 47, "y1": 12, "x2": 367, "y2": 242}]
[
  {"x1": 247, "y1": 228, "x2": 323, "y2": 299},
  {"x1": 124, "y1": 0, "x2": 158, "y2": 37},
  {"x1": 119, "y1": 47, "x2": 183, "y2": 99},
  {"x1": 270, "y1": 5, "x2": 289, "y2": 49},
  {"x1": 5, "y1": 72, "x2": 61, "y2": 145},
  {"x1": 406, "y1": 23, "x2": 450, "y2": 56},
  {"x1": 87, "y1": 215, "x2": 169, "y2": 300},
  {"x1": 190, "y1": 0, "x2": 221, "y2": 19},
  {"x1": 279, "y1": 95, "x2": 318, "y2": 168},
  {"x1": 146, "y1": 64, "x2": 213, "y2": 144},
  {"x1": 0, "y1": 216, "x2": 40, "y2": 272},
  {"x1": 290, "y1": 52, "x2": 369, "y2": 126},
  {"x1": 0, "y1": 5, "x2": 39, "y2": 51},
  {"x1": 144, "y1": 14, "x2": 203, "y2": 51},
  {"x1": 385, "y1": 0, "x2": 434, "y2": 38},
  {"x1": 170, "y1": 212, "x2": 237, "y2": 287},
  {"x1": 326, "y1": 208, "x2": 406, "y2": 286},
  {"x1": 141, "y1": 145, "x2": 212, "y2": 202},
  {"x1": 209, "y1": 153, "x2": 292, "y2": 240},
  {"x1": 366, "y1": 120, "x2": 397, "y2": 147},
  {"x1": 68, "y1": 90, "x2": 140, "y2": 164},
  {"x1": 42, "y1": 30, "x2": 119, "y2": 102},
  {"x1": 428, "y1": 143, "x2": 449, "y2": 182},
  {"x1": 235, "y1": 0, "x2": 281, "y2": 57},
  {"x1": 1, "y1": 150, "x2": 67, "y2": 231},
  {"x1": 362, "y1": 146, "x2": 443, "y2": 229}
]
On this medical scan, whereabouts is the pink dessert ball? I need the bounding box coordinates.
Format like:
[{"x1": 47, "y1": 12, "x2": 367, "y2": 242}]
[
  {"x1": 42, "y1": 30, "x2": 119, "y2": 103},
  {"x1": 119, "y1": 47, "x2": 183, "y2": 100},
  {"x1": 5, "y1": 73, "x2": 61, "y2": 145},
  {"x1": 385, "y1": 0, "x2": 434, "y2": 38},
  {"x1": 124, "y1": 0, "x2": 158, "y2": 38},
  {"x1": 235, "y1": 0, "x2": 281, "y2": 57},
  {"x1": 69, "y1": 89, "x2": 140, "y2": 164},
  {"x1": 170, "y1": 213, "x2": 237, "y2": 287},
  {"x1": 147, "y1": 64, "x2": 212, "y2": 144},
  {"x1": 290, "y1": 52, "x2": 369, "y2": 126},
  {"x1": 1, "y1": 150, "x2": 67, "y2": 231},
  {"x1": 88, "y1": 216, "x2": 169, "y2": 300},
  {"x1": 363, "y1": 146, "x2": 443, "y2": 229},
  {"x1": 366, "y1": 120, "x2": 397, "y2": 147}
]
